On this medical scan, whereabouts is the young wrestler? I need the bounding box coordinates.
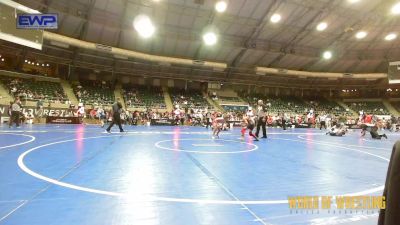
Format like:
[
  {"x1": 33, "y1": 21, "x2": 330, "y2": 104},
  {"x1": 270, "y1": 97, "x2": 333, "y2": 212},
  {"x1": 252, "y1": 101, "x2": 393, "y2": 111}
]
[
  {"x1": 240, "y1": 108, "x2": 259, "y2": 141},
  {"x1": 370, "y1": 120, "x2": 388, "y2": 139},
  {"x1": 97, "y1": 106, "x2": 106, "y2": 128},
  {"x1": 212, "y1": 112, "x2": 224, "y2": 139},
  {"x1": 326, "y1": 123, "x2": 347, "y2": 136}
]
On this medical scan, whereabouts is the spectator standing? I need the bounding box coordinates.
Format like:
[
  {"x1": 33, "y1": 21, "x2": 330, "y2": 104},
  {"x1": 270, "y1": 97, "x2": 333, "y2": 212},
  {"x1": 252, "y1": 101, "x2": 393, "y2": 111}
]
[{"x1": 9, "y1": 98, "x2": 22, "y2": 128}]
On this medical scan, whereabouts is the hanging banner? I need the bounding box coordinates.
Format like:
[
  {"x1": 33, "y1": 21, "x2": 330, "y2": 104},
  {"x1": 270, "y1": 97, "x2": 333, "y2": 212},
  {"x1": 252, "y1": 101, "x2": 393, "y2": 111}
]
[{"x1": 0, "y1": 104, "x2": 75, "y2": 117}]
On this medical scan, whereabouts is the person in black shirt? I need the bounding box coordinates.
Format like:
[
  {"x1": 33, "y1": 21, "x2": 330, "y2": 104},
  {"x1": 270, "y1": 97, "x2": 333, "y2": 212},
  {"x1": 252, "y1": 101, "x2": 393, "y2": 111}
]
[
  {"x1": 255, "y1": 100, "x2": 267, "y2": 138},
  {"x1": 378, "y1": 141, "x2": 400, "y2": 225},
  {"x1": 205, "y1": 110, "x2": 212, "y2": 129},
  {"x1": 390, "y1": 115, "x2": 397, "y2": 132},
  {"x1": 9, "y1": 98, "x2": 22, "y2": 128},
  {"x1": 106, "y1": 98, "x2": 124, "y2": 133}
]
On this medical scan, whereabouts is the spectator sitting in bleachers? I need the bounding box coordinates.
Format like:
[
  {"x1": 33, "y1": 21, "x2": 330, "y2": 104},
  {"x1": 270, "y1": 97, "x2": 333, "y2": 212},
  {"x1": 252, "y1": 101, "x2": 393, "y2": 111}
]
[
  {"x1": 73, "y1": 80, "x2": 115, "y2": 106},
  {"x1": 123, "y1": 85, "x2": 166, "y2": 109},
  {"x1": 347, "y1": 101, "x2": 390, "y2": 115},
  {"x1": 171, "y1": 88, "x2": 212, "y2": 110},
  {"x1": 0, "y1": 76, "x2": 68, "y2": 103},
  {"x1": 306, "y1": 98, "x2": 352, "y2": 116},
  {"x1": 210, "y1": 91, "x2": 218, "y2": 100}
]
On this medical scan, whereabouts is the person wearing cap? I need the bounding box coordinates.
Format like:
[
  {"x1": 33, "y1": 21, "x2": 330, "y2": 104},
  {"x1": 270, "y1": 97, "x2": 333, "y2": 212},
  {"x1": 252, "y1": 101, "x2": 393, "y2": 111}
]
[{"x1": 255, "y1": 100, "x2": 267, "y2": 138}]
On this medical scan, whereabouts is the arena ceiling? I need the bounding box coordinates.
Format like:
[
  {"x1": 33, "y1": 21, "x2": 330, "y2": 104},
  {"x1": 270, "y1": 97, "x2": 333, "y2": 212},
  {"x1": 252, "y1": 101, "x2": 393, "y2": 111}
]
[{"x1": 3, "y1": 0, "x2": 400, "y2": 85}]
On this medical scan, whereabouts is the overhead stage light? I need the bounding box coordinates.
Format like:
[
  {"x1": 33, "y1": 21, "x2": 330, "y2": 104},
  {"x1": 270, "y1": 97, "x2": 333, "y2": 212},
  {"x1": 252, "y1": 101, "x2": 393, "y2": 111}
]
[
  {"x1": 316, "y1": 22, "x2": 328, "y2": 31},
  {"x1": 391, "y1": 2, "x2": 400, "y2": 14},
  {"x1": 323, "y1": 51, "x2": 332, "y2": 60},
  {"x1": 348, "y1": 0, "x2": 361, "y2": 3},
  {"x1": 133, "y1": 14, "x2": 155, "y2": 38},
  {"x1": 355, "y1": 31, "x2": 367, "y2": 39},
  {"x1": 385, "y1": 33, "x2": 397, "y2": 41},
  {"x1": 215, "y1": 1, "x2": 227, "y2": 13},
  {"x1": 270, "y1": 13, "x2": 281, "y2": 23},
  {"x1": 203, "y1": 32, "x2": 217, "y2": 46}
]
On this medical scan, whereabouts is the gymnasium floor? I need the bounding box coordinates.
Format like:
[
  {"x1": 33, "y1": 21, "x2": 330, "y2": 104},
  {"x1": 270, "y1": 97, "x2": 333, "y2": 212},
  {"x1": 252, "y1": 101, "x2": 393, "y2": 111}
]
[{"x1": 0, "y1": 124, "x2": 395, "y2": 225}]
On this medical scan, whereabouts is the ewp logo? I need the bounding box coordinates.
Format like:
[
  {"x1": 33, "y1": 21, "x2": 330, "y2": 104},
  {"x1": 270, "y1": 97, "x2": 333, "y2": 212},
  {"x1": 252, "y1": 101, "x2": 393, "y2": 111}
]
[{"x1": 17, "y1": 14, "x2": 58, "y2": 29}]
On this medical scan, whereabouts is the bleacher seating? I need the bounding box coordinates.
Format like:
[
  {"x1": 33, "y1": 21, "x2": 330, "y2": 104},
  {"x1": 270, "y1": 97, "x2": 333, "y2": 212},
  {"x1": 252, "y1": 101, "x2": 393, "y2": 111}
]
[
  {"x1": 73, "y1": 80, "x2": 115, "y2": 105},
  {"x1": 305, "y1": 98, "x2": 352, "y2": 116},
  {"x1": 238, "y1": 92, "x2": 265, "y2": 105},
  {"x1": 0, "y1": 76, "x2": 67, "y2": 102},
  {"x1": 170, "y1": 88, "x2": 212, "y2": 110},
  {"x1": 217, "y1": 96, "x2": 242, "y2": 103},
  {"x1": 390, "y1": 102, "x2": 400, "y2": 113},
  {"x1": 266, "y1": 97, "x2": 309, "y2": 114},
  {"x1": 346, "y1": 101, "x2": 390, "y2": 115},
  {"x1": 238, "y1": 91, "x2": 309, "y2": 114},
  {"x1": 222, "y1": 105, "x2": 248, "y2": 112},
  {"x1": 239, "y1": 91, "x2": 354, "y2": 116},
  {"x1": 208, "y1": 89, "x2": 244, "y2": 103},
  {"x1": 123, "y1": 85, "x2": 166, "y2": 109}
]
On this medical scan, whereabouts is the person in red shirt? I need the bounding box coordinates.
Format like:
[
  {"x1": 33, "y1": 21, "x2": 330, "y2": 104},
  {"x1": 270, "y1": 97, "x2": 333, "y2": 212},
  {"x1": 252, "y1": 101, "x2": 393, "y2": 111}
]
[
  {"x1": 267, "y1": 115, "x2": 273, "y2": 126},
  {"x1": 365, "y1": 114, "x2": 373, "y2": 124},
  {"x1": 360, "y1": 114, "x2": 374, "y2": 137},
  {"x1": 89, "y1": 108, "x2": 97, "y2": 119}
]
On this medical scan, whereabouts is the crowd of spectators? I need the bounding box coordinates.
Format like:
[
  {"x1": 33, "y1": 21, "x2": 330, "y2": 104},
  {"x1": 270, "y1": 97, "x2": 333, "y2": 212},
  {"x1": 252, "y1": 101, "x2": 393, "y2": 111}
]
[
  {"x1": 171, "y1": 88, "x2": 212, "y2": 110},
  {"x1": 123, "y1": 85, "x2": 166, "y2": 109},
  {"x1": 0, "y1": 76, "x2": 68, "y2": 104},
  {"x1": 73, "y1": 80, "x2": 115, "y2": 106},
  {"x1": 346, "y1": 102, "x2": 390, "y2": 115},
  {"x1": 306, "y1": 98, "x2": 352, "y2": 116}
]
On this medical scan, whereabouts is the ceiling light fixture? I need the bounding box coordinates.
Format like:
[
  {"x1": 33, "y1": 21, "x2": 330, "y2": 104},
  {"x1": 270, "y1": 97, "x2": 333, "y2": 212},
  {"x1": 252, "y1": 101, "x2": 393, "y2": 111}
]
[
  {"x1": 133, "y1": 15, "x2": 156, "y2": 38},
  {"x1": 215, "y1": 1, "x2": 227, "y2": 13},
  {"x1": 355, "y1": 31, "x2": 367, "y2": 39},
  {"x1": 203, "y1": 32, "x2": 218, "y2": 46},
  {"x1": 316, "y1": 22, "x2": 328, "y2": 31},
  {"x1": 323, "y1": 51, "x2": 332, "y2": 60},
  {"x1": 391, "y1": 2, "x2": 400, "y2": 14},
  {"x1": 270, "y1": 13, "x2": 281, "y2": 23},
  {"x1": 385, "y1": 33, "x2": 397, "y2": 41}
]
